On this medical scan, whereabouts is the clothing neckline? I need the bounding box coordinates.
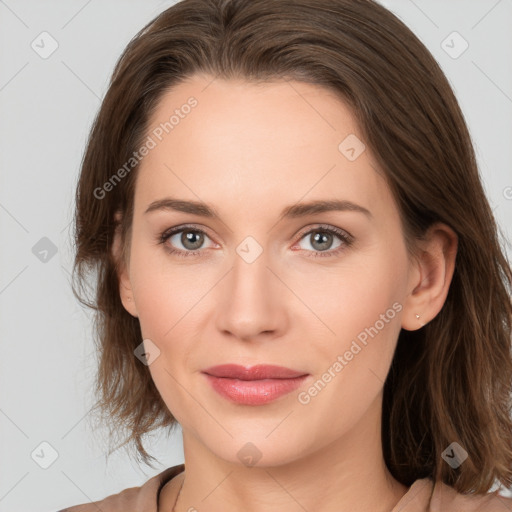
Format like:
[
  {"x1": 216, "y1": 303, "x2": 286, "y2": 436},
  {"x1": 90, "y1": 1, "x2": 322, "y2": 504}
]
[
  {"x1": 154, "y1": 464, "x2": 434, "y2": 512},
  {"x1": 156, "y1": 463, "x2": 186, "y2": 509},
  {"x1": 391, "y1": 477, "x2": 434, "y2": 511}
]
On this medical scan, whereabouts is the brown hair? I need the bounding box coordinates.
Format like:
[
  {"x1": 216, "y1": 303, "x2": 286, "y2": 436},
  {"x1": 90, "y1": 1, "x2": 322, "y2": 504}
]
[{"x1": 72, "y1": 0, "x2": 512, "y2": 494}]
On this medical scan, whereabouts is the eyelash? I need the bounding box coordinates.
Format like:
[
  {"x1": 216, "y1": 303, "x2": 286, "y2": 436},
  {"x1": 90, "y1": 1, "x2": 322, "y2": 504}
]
[{"x1": 157, "y1": 223, "x2": 354, "y2": 259}]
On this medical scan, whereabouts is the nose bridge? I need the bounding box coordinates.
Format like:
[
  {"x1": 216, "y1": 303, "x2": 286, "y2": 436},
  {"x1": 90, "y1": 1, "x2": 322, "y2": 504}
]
[
  {"x1": 230, "y1": 237, "x2": 275, "y2": 309},
  {"x1": 214, "y1": 235, "x2": 285, "y2": 339}
]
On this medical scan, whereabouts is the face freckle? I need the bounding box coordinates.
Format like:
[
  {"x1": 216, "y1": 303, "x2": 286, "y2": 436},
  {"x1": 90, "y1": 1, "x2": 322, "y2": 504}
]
[{"x1": 118, "y1": 73, "x2": 413, "y2": 467}]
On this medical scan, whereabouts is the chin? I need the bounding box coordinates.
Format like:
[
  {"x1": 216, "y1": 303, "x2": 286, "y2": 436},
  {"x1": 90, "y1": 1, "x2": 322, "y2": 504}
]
[{"x1": 197, "y1": 427, "x2": 315, "y2": 469}]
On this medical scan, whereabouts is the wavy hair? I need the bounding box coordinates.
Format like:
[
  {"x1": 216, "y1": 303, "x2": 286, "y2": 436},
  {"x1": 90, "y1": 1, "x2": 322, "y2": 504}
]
[{"x1": 72, "y1": 0, "x2": 512, "y2": 494}]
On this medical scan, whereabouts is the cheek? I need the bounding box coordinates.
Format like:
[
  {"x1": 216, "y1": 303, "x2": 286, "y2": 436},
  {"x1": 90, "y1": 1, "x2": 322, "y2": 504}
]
[
  {"x1": 306, "y1": 246, "x2": 407, "y2": 345},
  {"x1": 131, "y1": 258, "x2": 197, "y2": 422},
  {"x1": 297, "y1": 287, "x2": 403, "y2": 442},
  {"x1": 302, "y1": 244, "x2": 407, "y2": 403},
  {"x1": 129, "y1": 238, "x2": 197, "y2": 337}
]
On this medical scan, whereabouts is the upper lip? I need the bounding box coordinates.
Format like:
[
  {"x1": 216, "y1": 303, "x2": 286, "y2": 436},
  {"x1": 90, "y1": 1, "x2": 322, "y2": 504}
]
[{"x1": 202, "y1": 364, "x2": 308, "y2": 380}]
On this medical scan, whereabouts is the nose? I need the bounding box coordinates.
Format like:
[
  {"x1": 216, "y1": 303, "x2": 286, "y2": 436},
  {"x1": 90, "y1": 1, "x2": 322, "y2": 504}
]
[{"x1": 214, "y1": 247, "x2": 288, "y2": 342}]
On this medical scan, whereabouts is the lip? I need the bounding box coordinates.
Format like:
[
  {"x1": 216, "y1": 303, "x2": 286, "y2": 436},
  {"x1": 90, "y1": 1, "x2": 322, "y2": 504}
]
[
  {"x1": 202, "y1": 364, "x2": 307, "y2": 380},
  {"x1": 202, "y1": 364, "x2": 309, "y2": 405}
]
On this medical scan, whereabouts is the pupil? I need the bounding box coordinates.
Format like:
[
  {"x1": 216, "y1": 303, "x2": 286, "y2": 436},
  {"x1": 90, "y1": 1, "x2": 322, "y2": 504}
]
[
  {"x1": 183, "y1": 231, "x2": 203, "y2": 249},
  {"x1": 312, "y1": 231, "x2": 332, "y2": 251}
]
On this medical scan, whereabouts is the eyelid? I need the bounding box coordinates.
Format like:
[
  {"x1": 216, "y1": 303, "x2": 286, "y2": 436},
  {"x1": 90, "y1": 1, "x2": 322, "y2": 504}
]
[
  {"x1": 159, "y1": 223, "x2": 218, "y2": 248},
  {"x1": 160, "y1": 223, "x2": 352, "y2": 242},
  {"x1": 294, "y1": 223, "x2": 353, "y2": 242},
  {"x1": 160, "y1": 223, "x2": 213, "y2": 238}
]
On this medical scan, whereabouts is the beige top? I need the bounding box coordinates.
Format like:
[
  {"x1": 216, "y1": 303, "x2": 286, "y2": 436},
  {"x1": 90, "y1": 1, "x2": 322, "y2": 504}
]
[{"x1": 57, "y1": 463, "x2": 512, "y2": 512}]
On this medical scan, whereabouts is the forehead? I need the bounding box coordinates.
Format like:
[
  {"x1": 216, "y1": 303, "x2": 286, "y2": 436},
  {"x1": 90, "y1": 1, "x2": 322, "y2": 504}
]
[{"x1": 134, "y1": 74, "x2": 391, "y2": 221}]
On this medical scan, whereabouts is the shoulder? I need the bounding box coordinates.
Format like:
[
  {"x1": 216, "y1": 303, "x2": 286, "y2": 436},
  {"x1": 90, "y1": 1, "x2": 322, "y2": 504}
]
[
  {"x1": 392, "y1": 478, "x2": 512, "y2": 512},
  {"x1": 430, "y1": 478, "x2": 512, "y2": 512},
  {"x1": 393, "y1": 478, "x2": 512, "y2": 511},
  {"x1": 56, "y1": 463, "x2": 185, "y2": 512}
]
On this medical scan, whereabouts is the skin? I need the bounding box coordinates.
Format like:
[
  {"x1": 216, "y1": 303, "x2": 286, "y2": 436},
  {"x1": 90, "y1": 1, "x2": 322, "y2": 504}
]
[{"x1": 113, "y1": 74, "x2": 458, "y2": 512}]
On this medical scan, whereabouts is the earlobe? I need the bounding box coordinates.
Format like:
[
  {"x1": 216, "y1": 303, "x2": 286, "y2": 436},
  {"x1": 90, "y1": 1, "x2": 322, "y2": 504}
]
[
  {"x1": 112, "y1": 211, "x2": 139, "y2": 318},
  {"x1": 401, "y1": 222, "x2": 458, "y2": 331},
  {"x1": 119, "y1": 279, "x2": 139, "y2": 318}
]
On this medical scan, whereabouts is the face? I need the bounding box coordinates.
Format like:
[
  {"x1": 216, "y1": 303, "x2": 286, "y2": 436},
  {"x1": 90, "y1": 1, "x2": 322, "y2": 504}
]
[{"x1": 117, "y1": 74, "x2": 417, "y2": 467}]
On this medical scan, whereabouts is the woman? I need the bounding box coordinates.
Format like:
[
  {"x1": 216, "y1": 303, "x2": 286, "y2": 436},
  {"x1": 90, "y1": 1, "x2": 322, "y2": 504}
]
[{"x1": 60, "y1": 0, "x2": 512, "y2": 510}]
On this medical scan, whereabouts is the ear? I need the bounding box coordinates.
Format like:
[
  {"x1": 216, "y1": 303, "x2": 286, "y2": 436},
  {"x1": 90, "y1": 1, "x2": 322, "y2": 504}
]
[
  {"x1": 401, "y1": 222, "x2": 458, "y2": 331},
  {"x1": 112, "y1": 210, "x2": 139, "y2": 318}
]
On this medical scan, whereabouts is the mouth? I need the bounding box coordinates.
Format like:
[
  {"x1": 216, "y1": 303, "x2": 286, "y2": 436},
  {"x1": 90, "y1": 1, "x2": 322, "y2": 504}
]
[{"x1": 202, "y1": 364, "x2": 310, "y2": 405}]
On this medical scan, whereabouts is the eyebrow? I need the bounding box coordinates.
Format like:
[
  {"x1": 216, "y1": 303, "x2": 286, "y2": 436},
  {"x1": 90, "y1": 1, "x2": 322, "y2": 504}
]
[{"x1": 144, "y1": 197, "x2": 372, "y2": 220}]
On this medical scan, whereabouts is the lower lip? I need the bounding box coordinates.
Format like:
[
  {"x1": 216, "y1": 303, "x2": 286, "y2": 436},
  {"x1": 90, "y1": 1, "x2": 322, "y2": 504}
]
[{"x1": 203, "y1": 374, "x2": 309, "y2": 405}]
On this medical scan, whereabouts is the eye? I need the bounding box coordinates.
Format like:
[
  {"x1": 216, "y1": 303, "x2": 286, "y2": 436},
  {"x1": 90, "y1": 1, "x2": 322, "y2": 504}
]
[
  {"x1": 158, "y1": 225, "x2": 215, "y2": 258},
  {"x1": 158, "y1": 223, "x2": 354, "y2": 259},
  {"x1": 294, "y1": 225, "x2": 353, "y2": 258}
]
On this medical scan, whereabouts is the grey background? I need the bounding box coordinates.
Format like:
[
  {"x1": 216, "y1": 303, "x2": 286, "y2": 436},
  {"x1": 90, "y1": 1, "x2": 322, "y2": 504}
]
[{"x1": 0, "y1": 1, "x2": 511, "y2": 511}]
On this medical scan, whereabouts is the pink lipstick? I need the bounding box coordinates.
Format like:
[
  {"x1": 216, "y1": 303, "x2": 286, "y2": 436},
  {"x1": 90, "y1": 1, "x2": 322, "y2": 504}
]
[{"x1": 202, "y1": 364, "x2": 309, "y2": 405}]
